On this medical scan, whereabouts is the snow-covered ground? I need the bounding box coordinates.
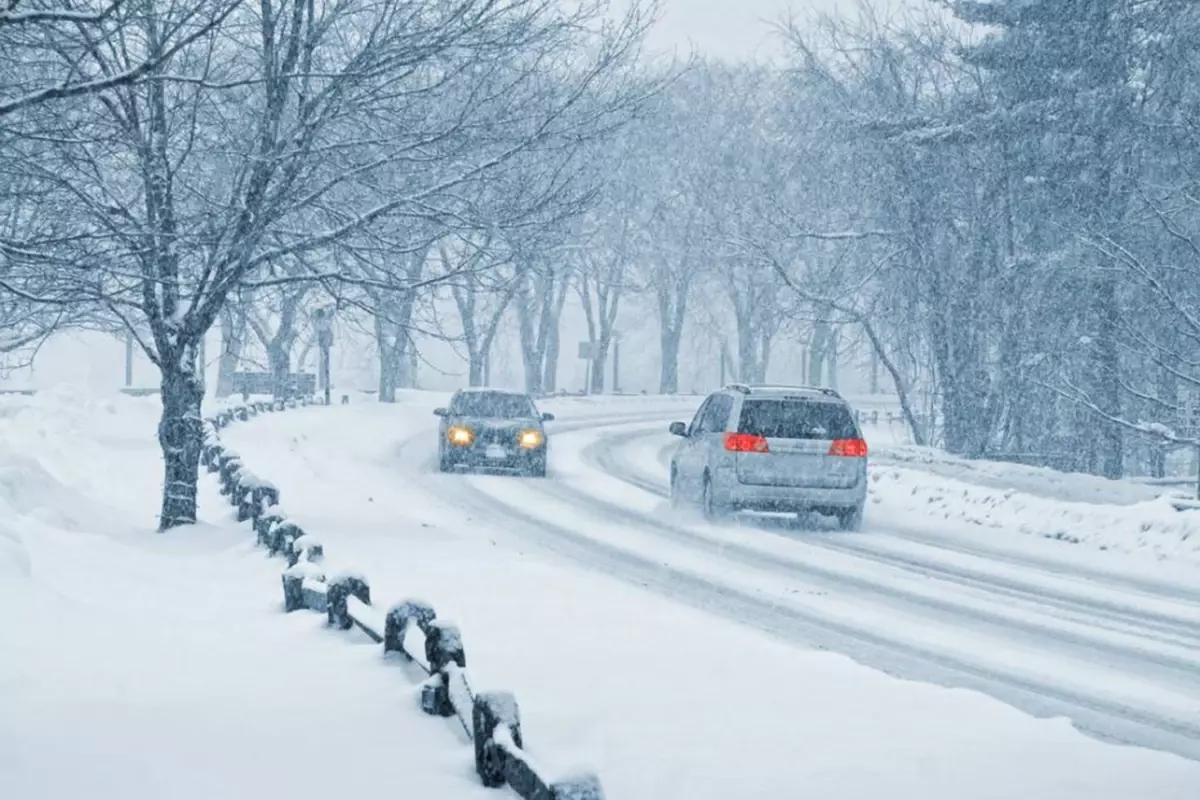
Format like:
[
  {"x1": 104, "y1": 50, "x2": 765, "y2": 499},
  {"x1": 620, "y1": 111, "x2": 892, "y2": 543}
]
[
  {"x1": 219, "y1": 391, "x2": 1200, "y2": 798},
  {"x1": 0, "y1": 391, "x2": 493, "y2": 800},
  {"x1": 5, "y1": 389, "x2": 1200, "y2": 799},
  {"x1": 857, "y1": 424, "x2": 1200, "y2": 568}
]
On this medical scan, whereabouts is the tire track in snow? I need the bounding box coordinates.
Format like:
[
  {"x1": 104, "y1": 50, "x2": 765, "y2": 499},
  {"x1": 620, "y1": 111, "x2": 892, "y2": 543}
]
[{"x1": 587, "y1": 426, "x2": 1200, "y2": 650}]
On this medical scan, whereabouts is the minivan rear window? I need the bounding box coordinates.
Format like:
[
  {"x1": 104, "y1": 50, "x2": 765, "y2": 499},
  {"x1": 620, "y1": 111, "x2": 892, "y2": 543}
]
[{"x1": 737, "y1": 399, "x2": 858, "y2": 440}]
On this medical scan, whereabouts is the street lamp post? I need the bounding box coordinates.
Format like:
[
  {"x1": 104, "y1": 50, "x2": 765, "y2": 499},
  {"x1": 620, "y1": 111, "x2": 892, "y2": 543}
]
[{"x1": 313, "y1": 306, "x2": 334, "y2": 406}]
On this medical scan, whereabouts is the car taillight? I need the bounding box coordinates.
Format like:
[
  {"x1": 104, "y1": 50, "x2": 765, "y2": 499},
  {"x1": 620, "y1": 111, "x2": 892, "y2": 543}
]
[
  {"x1": 724, "y1": 433, "x2": 769, "y2": 453},
  {"x1": 829, "y1": 438, "x2": 868, "y2": 457}
]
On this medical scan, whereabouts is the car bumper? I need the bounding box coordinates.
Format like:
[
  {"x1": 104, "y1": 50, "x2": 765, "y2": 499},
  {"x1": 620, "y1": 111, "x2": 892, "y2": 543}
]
[
  {"x1": 713, "y1": 473, "x2": 866, "y2": 513},
  {"x1": 445, "y1": 446, "x2": 545, "y2": 471}
]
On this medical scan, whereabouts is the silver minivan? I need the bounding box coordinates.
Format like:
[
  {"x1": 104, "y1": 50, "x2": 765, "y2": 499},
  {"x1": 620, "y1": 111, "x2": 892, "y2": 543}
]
[{"x1": 668, "y1": 384, "x2": 868, "y2": 530}]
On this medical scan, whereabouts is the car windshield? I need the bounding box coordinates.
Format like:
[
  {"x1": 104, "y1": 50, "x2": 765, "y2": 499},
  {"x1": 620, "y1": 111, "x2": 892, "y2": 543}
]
[
  {"x1": 737, "y1": 399, "x2": 858, "y2": 440},
  {"x1": 451, "y1": 392, "x2": 536, "y2": 419}
]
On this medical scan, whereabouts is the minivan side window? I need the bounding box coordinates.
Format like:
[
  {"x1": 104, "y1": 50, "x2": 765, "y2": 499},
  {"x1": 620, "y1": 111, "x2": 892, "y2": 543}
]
[
  {"x1": 698, "y1": 395, "x2": 733, "y2": 434},
  {"x1": 687, "y1": 398, "x2": 712, "y2": 436}
]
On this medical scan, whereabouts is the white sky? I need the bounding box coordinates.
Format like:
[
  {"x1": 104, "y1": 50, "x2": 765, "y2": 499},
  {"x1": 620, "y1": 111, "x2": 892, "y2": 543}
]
[{"x1": 628, "y1": 0, "x2": 918, "y2": 62}]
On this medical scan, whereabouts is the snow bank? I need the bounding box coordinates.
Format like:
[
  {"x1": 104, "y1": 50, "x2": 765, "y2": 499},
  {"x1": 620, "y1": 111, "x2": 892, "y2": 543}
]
[
  {"x1": 870, "y1": 437, "x2": 1166, "y2": 506},
  {"x1": 868, "y1": 465, "x2": 1200, "y2": 564},
  {"x1": 0, "y1": 390, "x2": 493, "y2": 800}
]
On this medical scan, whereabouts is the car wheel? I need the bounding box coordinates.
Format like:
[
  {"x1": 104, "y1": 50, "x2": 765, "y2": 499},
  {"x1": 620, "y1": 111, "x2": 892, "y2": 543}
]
[
  {"x1": 669, "y1": 468, "x2": 683, "y2": 509},
  {"x1": 836, "y1": 506, "x2": 864, "y2": 532},
  {"x1": 438, "y1": 450, "x2": 454, "y2": 473},
  {"x1": 701, "y1": 474, "x2": 726, "y2": 522}
]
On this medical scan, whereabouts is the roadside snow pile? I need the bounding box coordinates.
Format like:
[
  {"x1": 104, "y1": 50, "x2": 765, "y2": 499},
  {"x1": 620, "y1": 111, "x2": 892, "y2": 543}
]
[
  {"x1": 869, "y1": 439, "x2": 1165, "y2": 506},
  {"x1": 869, "y1": 465, "x2": 1200, "y2": 564},
  {"x1": 0, "y1": 387, "x2": 162, "y2": 531},
  {"x1": 0, "y1": 391, "x2": 494, "y2": 800}
]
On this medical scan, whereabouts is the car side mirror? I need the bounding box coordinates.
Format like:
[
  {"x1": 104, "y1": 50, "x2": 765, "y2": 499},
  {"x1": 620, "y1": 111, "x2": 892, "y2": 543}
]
[
  {"x1": 669, "y1": 421, "x2": 687, "y2": 437},
  {"x1": 433, "y1": 407, "x2": 448, "y2": 417},
  {"x1": 541, "y1": 412, "x2": 555, "y2": 422}
]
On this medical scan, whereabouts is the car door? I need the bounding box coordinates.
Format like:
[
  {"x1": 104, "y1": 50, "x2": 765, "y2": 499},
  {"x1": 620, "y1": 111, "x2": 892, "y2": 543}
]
[
  {"x1": 673, "y1": 397, "x2": 712, "y2": 497},
  {"x1": 696, "y1": 394, "x2": 735, "y2": 478}
]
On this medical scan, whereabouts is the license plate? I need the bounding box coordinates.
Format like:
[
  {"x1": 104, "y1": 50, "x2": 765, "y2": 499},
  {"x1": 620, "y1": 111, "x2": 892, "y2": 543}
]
[{"x1": 485, "y1": 445, "x2": 507, "y2": 459}]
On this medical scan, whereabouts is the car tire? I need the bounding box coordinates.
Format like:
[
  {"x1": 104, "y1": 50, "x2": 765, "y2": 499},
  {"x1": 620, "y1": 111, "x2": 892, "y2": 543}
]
[
  {"x1": 836, "y1": 506, "x2": 864, "y2": 532},
  {"x1": 438, "y1": 450, "x2": 454, "y2": 473},
  {"x1": 702, "y1": 474, "x2": 727, "y2": 522},
  {"x1": 669, "y1": 468, "x2": 684, "y2": 510}
]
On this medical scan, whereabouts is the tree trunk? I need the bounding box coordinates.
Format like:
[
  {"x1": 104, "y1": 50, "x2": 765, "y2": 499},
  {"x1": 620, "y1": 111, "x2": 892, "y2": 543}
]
[
  {"x1": 158, "y1": 347, "x2": 205, "y2": 531},
  {"x1": 378, "y1": 355, "x2": 398, "y2": 403},
  {"x1": 808, "y1": 322, "x2": 831, "y2": 385},
  {"x1": 735, "y1": 313, "x2": 769, "y2": 384},
  {"x1": 543, "y1": 315, "x2": 562, "y2": 394},
  {"x1": 516, "y1": 279, "x2": 543, "y2": 394},
  {"x1": 589, "y1": 336, "x2": 611, "y2": 394},
  {"x1": 216, "y1": 307, "x2": 244, "y2": 398},
  {"x1": 408, "y1": 341, "x2": 419, "y2": 390},
  {"x1": 826, "y1": 328, "x2": 839, "y2": 390},
  {"x1": 468, "y1": 348, "x2": 485, "y2": 387},
  {"x1": 268, "y1": 339, "x2": 291, "y2": 399},
  {"x1": 1094, "y1": 275, "x2": 1123, "y2": 478},
  {"x1": 759, "y1": 331, "x2": 772, "y2": 384},
  {"x1": 659, "y1": 327, "x2": 681, "y2": 394},
  {"x1": 375, "y1": 314, "x2": 406, "y2": 403},
  {"x1": 656, "y1": 278, "x2": 689, "y2": 395},
  {"x1": 859, "y1": 317, "x2": 927, "y2": 447}
]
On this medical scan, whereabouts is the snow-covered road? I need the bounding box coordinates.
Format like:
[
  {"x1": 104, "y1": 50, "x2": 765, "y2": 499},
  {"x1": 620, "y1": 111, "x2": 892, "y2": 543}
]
[
  {"x1": 554, "y1": 421, "x2": 1200, "y2": 759},
  {"x1": 224, "y1": 395, "x2": 1200, "y2": 798}
]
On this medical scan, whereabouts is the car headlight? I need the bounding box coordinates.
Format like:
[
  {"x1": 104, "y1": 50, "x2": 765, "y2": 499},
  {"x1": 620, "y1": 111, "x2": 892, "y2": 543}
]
[
  {"x1": 447, "y1": 426, "x2": 474, "y2": 446},
  {"x1": 518, "y1": 429, "x2": 544, "y2": 449}
]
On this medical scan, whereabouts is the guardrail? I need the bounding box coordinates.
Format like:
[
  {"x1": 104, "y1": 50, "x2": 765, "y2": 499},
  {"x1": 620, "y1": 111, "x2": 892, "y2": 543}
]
[{"x1": 202, "y1": 396, "x2": 604, "y2": 800}]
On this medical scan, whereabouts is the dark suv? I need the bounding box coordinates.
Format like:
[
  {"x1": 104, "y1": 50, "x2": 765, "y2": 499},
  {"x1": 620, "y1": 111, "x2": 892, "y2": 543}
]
[
  {"x1": 667, "y1": 384, "x2": 868, "y2": 529},
  {"x1": 434, "y1": 389, "x2": 554, "y2": 477}
]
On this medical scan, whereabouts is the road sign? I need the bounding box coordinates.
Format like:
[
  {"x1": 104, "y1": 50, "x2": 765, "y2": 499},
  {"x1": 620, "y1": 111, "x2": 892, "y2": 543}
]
[{"x1": 577, "y1": 341, "x2": 593, "y2": 360}]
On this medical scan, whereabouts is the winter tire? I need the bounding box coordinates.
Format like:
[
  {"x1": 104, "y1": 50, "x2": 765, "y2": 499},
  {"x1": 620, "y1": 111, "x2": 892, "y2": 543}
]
[
  {"x1": 837, "y1": 506, "x2": 864, "y2": 532},
  {"x1": 702, "y1": 474, "x2": 726, "y2": 522}
]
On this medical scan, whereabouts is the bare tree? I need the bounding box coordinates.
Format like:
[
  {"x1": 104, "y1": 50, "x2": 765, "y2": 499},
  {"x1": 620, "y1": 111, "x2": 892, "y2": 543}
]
[
  {"x1": 514, "y1": 252, "x2": 572, "y2": 394},
  {"x1": 0, "y1": 0, "x2": 240, "y2": 118},
  {"x1": 443, "y1": 234, "x2": 519, "y2": 387},
  {"x1": 1, "y1": 0, "x2": 657, "y2": 529}
]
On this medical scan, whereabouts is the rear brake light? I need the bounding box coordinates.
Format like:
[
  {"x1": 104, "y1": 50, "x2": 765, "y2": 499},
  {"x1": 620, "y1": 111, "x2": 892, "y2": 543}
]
[
  {"x1": 724, "y1": 433, "x2": 769, "y2": 453},
  {"x1": 829, "y1": 438, "x2": 868, "y2": 457}
]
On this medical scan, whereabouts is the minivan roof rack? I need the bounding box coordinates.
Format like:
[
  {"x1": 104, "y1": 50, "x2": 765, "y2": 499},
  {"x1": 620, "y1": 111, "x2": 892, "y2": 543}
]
[{"x1": 725, "y1": 383, "x2": 843, "y2": 399}]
